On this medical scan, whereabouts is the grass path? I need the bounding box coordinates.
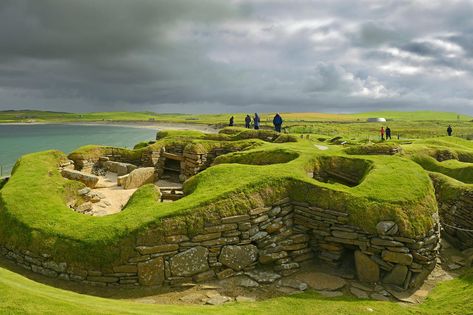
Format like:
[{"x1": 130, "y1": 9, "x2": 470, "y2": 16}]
[{"x1": 2, "y1": 265, "x2": 473, "y2": 315}]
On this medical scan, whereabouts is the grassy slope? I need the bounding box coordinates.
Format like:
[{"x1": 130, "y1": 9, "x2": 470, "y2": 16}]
[
  {"x1": 1, "y1": 264, "x2": 473, "y2": 315},
  {"x1": 402, "y1": 137, "x2": 473, "y2": 184},
  {"x1": 0, "y1": 131, "x2": 436, "y2": 268},
  {"x1": 288, "y1": 120, "x2": 473, "y2": 140},
  {"x1": 0, "y1": 110, "x2": 160, "y2": 123}
]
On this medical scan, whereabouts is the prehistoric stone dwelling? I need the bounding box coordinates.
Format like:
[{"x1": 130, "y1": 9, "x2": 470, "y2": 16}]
[{"x1": 0, "y1": 128, "x2": 470, "y2": 295}]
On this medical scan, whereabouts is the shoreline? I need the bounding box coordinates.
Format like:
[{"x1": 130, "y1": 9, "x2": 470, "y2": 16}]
[{"x1": 0, "y1": 121, "x2": 220, "y2": 133}]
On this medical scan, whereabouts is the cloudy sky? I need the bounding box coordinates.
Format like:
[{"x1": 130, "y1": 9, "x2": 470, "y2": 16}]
[{"x1": 1, "y1": 0, "x2": 473, "y2": 114}]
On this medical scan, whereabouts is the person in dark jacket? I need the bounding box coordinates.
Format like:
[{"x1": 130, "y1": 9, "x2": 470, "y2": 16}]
[
  {"x1": 385, "y1": 126, "x2": 391, "y2": 140},
  {"x1": 253, "y1": 113, "x2": 260, "y2": 130},
  {"x1": 229, "y1": 116, "x2": 234, "y2": 127},
  {"x1": 447, "y1": 125, "x2": 453, "y2": 136},
  {"x1": 273, "y1": 113, "x2": 283, "y2": 132},
  {"x1": 245, "y1": 115, "x2": 251, "y2": 128}
]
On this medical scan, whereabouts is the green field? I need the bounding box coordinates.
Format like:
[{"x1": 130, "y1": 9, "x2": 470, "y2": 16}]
[
  {"x1": 1, "y1": 109, "x2": 471, "y2": 124},
  {"x1": 2, "y1": 110, "x2": 472, "y2": 141}
]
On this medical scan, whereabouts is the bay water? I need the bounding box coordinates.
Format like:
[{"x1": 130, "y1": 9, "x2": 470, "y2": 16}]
[{"x1": 0, "y1": 124, "x2": 157, "y2": 176}]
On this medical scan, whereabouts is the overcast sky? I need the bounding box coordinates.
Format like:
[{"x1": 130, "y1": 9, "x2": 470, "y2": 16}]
[{"x1": 1, "y1": 0, "x2": 473, "y2": 114}]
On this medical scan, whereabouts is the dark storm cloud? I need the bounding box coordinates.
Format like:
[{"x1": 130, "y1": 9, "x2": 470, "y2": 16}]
[{"x1": 1, "y1": 0, "x2": 473, "y2": 113}]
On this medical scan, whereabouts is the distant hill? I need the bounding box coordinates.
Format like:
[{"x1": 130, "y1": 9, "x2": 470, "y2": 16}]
[{"x1": 0, "y1": 110, "x2": 159, "y2": 123}]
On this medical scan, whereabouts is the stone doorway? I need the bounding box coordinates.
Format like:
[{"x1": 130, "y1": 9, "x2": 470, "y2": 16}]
[
  {"x1": 338, "y1": 247, "x2": 357, "y2": 279},
  {"x1": 162, "y1": 158, "x2": 181, "y2": 181},
  {"x1": 315, "y1": 241, "x2": 357, "y2": 280}
]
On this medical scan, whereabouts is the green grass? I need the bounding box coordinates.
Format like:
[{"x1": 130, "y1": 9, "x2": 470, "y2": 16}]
[
  {"x1": 3, "y1": 109, "x2": 473, "y2": 141},
  {"x1": 288, "y1": 120, "x2": 473, "y2": 140},
  {"x1": 1, "y1": 109, "x2": 471, "y2": 124},
  {"x1": 401, "y1": 137, "x2": 473, "y2": 184},
  {"x1": 350, "y1": 110, "x2": 472, "y2": 121},
  {"x1": 2, "y1": 264, "x2": 473, "y2": 314},
  {"x1": 411, "y1": 156, "x2": 473, "y2": 184},
  {"x1": 0, "y1": 110, "x2": 160, "y2": 123}
]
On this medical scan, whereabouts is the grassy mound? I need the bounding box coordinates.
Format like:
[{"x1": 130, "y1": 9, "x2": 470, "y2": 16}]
[
  {"x1": 0, "y1": 131, "x2": 436, "y2": 269},
  {"x1": 345, "y1": 143, "x2": 402, "y2": 155},
  {"x1": 402, "y1": 137, "x2": 473, "y2": 184},
  {"x1": 213, "y1": 148, "x2": 299, "y2": 165}
]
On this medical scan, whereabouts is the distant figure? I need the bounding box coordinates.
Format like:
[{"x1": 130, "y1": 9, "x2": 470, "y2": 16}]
[
  {"x1": 253, "y1": 113, "x2": 260, "y2": 130},
  {"x1": 385, "y1": 127, "x2": 391, "y2": 140},
  {"x1": 380, "y1": 126, "x2": 385, "y2": 140},
  {"x1": 229, "y1": 116, "x2": 234, "y2": 127},
  {"x1": 273, "y1": 113, "x2": 283, "y2": 132},
  {"x1": 245, "y1": 115, "x2": 251, "y2": 128},
  {"x1": 447, "y1": 125, "x2": 453, "y2": 136}
]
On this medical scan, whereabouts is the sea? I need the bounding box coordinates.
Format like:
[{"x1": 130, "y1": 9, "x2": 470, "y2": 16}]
[{"x1": 0, "y1": 124, "x2": 157, "y2": 176}]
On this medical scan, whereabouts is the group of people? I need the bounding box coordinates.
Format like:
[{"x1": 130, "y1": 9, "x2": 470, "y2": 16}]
[
  {"x1": 379, "y1": 126, "x2": 392, "y2": 140},
  {"x1": 229, "y1": 113, "x2": 284, "y2": 132},
  {"x1": 379, "y1": 125, "x2": 455, "y2": 140},
  {"x1": 230, "y1": 115, "x2": 456, "y2": 138}
]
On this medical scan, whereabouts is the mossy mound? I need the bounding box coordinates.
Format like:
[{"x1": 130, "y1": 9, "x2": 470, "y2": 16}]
[
  {"x1": 0, "y1": 130, "x2": 438, "y2": 269},
  {"x1": 345, "y1": 143, "x2": 402, "y2": 155},
  {"x1": 402, "y1": 137, "x2": 473, "y2": 184},
  {"x1": 213, "y1": 148, "x2": 299, "y2": 165}
]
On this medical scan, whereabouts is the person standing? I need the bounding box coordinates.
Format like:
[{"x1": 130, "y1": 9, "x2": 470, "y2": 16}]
[
  {"x1": 385, "y1": 126, "x2": 391, "y2": 140},
  {"x1": 245, "y1": 115, "x2": 251, "y2": 128},
  {"x1": 447, "y1": 125, "x2": 453, "y2": 136},
  {"x1": 253, "y1": 113, "x2": 260, "y2": 130},
  {"x1": 380, "y1": 126, "x2": 385, "y2": 140},
  {"x1": 273, "y1": 113, "x2": 283, "y2": 132},
  {"x1": 229, "y1": 116, "x2": 234, "y2": 127}
]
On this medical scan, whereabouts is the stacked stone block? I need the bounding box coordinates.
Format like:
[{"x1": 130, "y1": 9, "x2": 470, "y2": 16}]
[
  {"x1": 1, "y1": 198, "x2": 441, "y2": 291},
  {"x1": 437, "y1": 191, "x2": 473, "y2": 250},
  {"x1": 293, "y1": 201, "x2": 440, "y2": 290}
]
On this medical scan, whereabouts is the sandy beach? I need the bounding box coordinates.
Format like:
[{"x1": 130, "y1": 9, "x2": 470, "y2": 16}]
[{"x1": 0, "y1": 121, "x2": 219, "y2": 133}]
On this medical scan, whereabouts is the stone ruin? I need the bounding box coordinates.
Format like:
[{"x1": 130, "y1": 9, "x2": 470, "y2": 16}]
[
  {"x1": 0, "y1": 195, "x2": 440, "y2": 293},
  {"x1": 2, "y1": 132, "x2": 472, "y2": 303},
  {"x1": 61, "y1": 142, "x2": 249, "y2": 209},
  {"x1": 8, "y1": 140, "x2": 437, "y2": 294}
]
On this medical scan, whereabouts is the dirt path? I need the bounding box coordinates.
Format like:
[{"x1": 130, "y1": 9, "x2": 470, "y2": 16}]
[
  {"x1": 66, "y1": 121, "x2": 219, "y2": 133},
  {"x1": 87, "y1": 172, "x2": 184, "y2": 216}
]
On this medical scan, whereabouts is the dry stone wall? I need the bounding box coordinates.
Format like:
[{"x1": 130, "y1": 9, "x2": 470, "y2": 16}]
[
  {"x1": 71, "y1": 150, "x2": 151, "y2": 174},
  {"x1": 436, "y1": 190, "x2": 473, "y2": 250},
  {"x1": 0, "y1": 197, "x2": 440, "y2": 291},
  {"x1": 293, "y1": 202, "x2": 440, "y2": 290},
  {"x1": 0, "y1": 198, "x2": 305, "y2": 287},
  {"x1": 70, "y1": 144, "x2": 244, "y2": 183},
  {"x1": 156, "y1": 145, "x2": 244, "y2": 181}
]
